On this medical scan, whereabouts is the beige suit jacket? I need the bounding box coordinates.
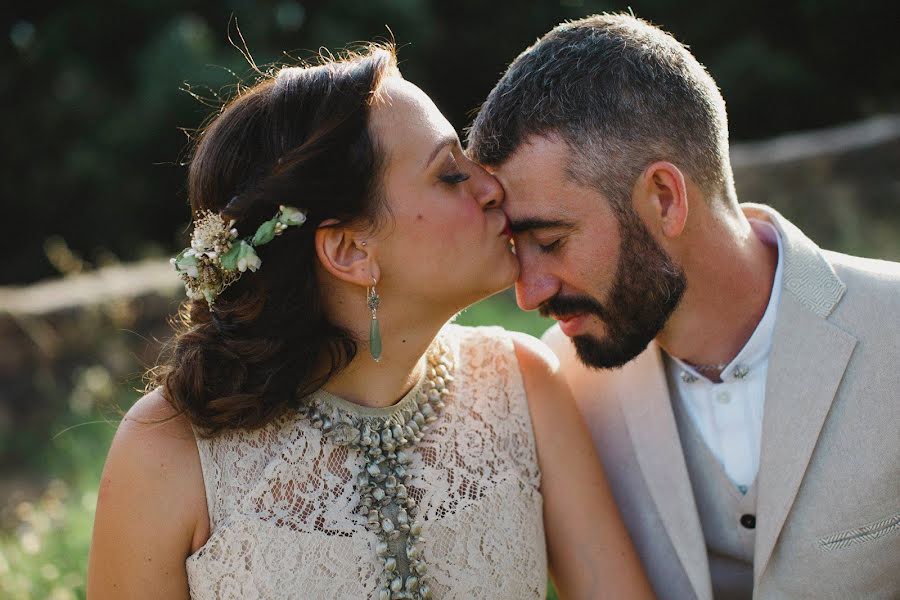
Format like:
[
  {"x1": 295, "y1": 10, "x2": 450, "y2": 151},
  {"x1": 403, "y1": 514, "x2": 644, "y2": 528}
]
[{"x1": 544, "y1": 204, "x2": 900, "y2": 599}]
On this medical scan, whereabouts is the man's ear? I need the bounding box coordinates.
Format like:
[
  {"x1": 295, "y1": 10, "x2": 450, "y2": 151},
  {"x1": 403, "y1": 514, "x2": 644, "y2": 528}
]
[
  {"x1": 315, "y1": 219, "x2": 379, "y2": 285},
  {"x1": 637, "y1": 161, "x2": 689, "y2": 239}
]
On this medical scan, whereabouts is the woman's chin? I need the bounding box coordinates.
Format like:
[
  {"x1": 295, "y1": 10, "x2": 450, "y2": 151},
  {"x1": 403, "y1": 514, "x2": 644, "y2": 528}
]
[
  {"x1": 478, "y1": 258, "x2": 519, "y2": 300},
  {"x1": 441, "y1": 249, "x2": 519, "y2": 312},
  {"x1": 501, "y1": 249, "x2": 520, "y2": 279},
  {"x1": 501, "y1": 247, "x2": 520, "y2": 282}
]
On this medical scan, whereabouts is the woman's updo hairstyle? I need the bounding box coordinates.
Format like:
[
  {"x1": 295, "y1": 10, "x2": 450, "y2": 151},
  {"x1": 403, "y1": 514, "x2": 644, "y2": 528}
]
[{"x1": 150, "y1": 44, "x2": 398, "y2": 435}]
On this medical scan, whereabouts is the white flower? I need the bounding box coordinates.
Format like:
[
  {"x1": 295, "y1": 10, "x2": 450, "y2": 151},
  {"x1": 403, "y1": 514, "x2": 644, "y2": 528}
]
[
  {"x1": 171, "y1": 206, "x2": 306, "y2": 305},
  {"x1": 237, "y1": 251, "x2": 262, "y2": 273},
  {"x1": 279, "y1": 205, "x2": 307, "y2": 226},
  {"x1": 191, "y1": 211, "x2": 232, "y2": 254}
]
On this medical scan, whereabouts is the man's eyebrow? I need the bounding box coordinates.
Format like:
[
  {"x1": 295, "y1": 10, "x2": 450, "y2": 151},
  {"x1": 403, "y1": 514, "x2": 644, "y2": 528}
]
[{"x1": 509, "y1": 218, "x2": 575, "y2": 233}]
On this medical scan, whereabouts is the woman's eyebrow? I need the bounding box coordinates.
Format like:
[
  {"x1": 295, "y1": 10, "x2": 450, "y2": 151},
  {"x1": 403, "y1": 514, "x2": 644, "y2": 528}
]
[{"x1": 424, "y1": 135, "x2": 458, "y2": 169}]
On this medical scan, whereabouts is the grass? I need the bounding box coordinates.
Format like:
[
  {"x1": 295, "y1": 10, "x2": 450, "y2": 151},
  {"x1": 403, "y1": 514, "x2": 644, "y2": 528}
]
[
  {"x1": 0, "y1": 289, "x2": 555, "y2": 599},
  {"x1": 1, "y1": 378, "x2": 127, "y2": 600}
]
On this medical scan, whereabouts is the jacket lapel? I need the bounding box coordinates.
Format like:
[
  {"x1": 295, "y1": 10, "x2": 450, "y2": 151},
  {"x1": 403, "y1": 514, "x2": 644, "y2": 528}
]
[
  {"x1": 620, "y1": 344, "x2": 712, "y2": 600},
  {"x1": 744, "y1": 205, "x2": 858, "y2": 584}
]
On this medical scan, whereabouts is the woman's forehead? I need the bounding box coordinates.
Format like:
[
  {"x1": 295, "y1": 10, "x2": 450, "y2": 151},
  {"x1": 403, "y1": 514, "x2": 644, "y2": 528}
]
[{"x1": 371, "y1": 77, "x2": 457, "y2": 160}]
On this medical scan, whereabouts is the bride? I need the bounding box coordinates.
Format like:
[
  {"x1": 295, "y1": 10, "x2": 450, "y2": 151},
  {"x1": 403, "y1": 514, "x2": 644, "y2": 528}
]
[{"x1": 87, "y1": 44, "x2": 654, "y2": 599}]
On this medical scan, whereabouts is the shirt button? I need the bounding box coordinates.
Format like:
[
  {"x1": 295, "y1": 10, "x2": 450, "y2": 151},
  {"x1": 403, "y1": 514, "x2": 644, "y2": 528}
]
[
  {"x1": 716, "y1": 391, "x2": 731, "y2": 404},
  {"x1": 740, "y1": 514, "x2": 756, "y2": 529}
]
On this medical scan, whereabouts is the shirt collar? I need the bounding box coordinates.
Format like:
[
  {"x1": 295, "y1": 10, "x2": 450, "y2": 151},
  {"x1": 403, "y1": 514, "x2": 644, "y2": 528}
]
[{"x1": 672, "y1": 218, "x2": 784, "y2": 383}]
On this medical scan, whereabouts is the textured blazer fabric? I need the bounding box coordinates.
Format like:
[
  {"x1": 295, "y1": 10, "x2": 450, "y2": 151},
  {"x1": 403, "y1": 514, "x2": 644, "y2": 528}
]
[{"x1": 544, "y1": 204, "x2": 900, "y2": 600}]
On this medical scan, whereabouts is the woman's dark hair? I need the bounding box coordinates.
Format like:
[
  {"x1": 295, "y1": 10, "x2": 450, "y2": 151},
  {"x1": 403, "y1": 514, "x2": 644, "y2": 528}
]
[{"x1": 148, "y1": 45, "x2": 398, "y2": 435}]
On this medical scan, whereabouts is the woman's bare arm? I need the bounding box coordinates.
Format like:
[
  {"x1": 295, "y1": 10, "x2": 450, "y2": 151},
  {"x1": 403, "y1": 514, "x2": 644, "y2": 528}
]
[
  {"x1": 512, "y1": 332, "x2": 655, "y2": 600},
  {"x1": 87, "y1": 389, "x2": 209, "y2": 599}
]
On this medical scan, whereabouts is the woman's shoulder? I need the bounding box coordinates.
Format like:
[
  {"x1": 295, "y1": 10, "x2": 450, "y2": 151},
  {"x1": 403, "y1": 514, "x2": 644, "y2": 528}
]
[
  {"x1": 89, "y1": 393, "x2": 210, "y2": 596},
  {"x1": 444, "y1": 324, "x2": 567, "y2": 420},
  {"x1": 443, "y1": 323, "x2": 538, "y2": 350},
  {"x1": 445, "y1": 324, "x2": 559, "y2": 372},
  {"x1": 117, "y1": 388, "x2": 201, "y2": 462},
  {"x1": 505, "y1": 332, "x2": 570, "y2": 416},
  {"x1": 443, "y1": 322, "x2": 508, "y2": 344},
  {"x1": 96, "y1": 388, "x2": 207, "y2": 547}
]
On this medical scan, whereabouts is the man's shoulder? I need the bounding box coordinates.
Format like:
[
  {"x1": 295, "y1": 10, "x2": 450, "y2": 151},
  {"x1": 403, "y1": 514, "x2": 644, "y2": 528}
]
[
  {"x1": 824, "y1": 250, "x2": 900, "y2": 311},
  {"x1": 815, "y1": 250, "x2": 900, "y2": 342},
  {"x1": 825, "y1": 249, "x2": 900, "y2": 283}
]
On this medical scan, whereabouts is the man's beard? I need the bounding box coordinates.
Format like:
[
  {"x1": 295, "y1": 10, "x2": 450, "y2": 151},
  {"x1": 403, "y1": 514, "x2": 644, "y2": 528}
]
[{"x1": 540, "y1": 207, "x2": 687, "y2": 369}]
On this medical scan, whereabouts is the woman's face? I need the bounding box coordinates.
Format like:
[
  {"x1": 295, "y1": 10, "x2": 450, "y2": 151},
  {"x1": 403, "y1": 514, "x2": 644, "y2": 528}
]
[{"x1": 367, "y1": 77, "x2": 518, "y2": 314}]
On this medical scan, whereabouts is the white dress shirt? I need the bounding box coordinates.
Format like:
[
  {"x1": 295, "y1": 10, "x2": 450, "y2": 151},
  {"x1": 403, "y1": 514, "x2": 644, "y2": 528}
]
[{"x1": 666, "y1": 219, "x2": 784, "y2": 492}]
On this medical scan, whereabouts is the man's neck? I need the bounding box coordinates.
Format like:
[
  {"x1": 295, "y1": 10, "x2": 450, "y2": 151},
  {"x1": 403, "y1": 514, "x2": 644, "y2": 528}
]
[{"x1": 657, "y1": 209, "x2": 779, "y2": 369}]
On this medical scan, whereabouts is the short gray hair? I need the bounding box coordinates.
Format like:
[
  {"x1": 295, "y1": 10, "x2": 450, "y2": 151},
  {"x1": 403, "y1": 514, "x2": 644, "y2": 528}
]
[{"x1": 467, "y1": 13, "x2": 736, "y2": 209}]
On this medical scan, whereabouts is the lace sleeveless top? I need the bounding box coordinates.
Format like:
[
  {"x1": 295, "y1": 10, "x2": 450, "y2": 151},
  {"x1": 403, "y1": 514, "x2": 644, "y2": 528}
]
[{"x1": 186, "y1": 325, "x2": 547, "y2": 599}]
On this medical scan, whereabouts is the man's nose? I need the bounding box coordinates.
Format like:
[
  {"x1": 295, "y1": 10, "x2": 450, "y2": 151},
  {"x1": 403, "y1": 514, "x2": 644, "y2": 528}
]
[{"x1": 514, "y1": 265, "x2": 558, "y2": 312}]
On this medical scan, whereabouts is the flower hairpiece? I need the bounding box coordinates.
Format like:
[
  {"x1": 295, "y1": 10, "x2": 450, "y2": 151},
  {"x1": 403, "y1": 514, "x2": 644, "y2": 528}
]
[{"x1": 171, "y1": 205, "x2": 307, "y2": 306}]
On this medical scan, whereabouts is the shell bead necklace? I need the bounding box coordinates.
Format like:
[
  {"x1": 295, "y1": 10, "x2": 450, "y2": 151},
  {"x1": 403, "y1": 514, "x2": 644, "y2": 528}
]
[{"x1": 299, "y1": 339, "x2": 454, "y2": 600}]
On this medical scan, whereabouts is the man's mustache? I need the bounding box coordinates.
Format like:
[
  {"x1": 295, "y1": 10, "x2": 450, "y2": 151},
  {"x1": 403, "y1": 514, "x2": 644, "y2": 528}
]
[{"x1": 539, "y1": 294, "x2": 609, "y2": 323}]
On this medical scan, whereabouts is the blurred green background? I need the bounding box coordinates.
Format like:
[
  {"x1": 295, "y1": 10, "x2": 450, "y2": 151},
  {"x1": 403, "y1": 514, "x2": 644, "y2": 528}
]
[{"x1": 1, "y1": 1, "x2": 899, "y2": 598}]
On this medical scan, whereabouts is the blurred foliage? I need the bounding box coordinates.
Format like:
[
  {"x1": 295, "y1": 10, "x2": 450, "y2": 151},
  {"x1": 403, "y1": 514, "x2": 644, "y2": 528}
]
[
  {"x1": 2, "y1": 0, "x2": 900, "y2": 284},
  {"x1": 0, "y1": 358, "x2": 133, "y2": 599}
]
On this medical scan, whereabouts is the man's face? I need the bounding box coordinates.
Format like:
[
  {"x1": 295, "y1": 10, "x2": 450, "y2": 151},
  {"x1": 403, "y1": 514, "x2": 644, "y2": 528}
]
[{"x1": 490, "y1": 135, "x2": 687, "y2": 368}]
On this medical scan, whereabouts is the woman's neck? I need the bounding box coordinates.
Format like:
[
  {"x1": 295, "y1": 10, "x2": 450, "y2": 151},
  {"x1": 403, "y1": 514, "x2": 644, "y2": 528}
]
[{"x1": 320, "y1": 319, "x2": 443, "y2": 409}]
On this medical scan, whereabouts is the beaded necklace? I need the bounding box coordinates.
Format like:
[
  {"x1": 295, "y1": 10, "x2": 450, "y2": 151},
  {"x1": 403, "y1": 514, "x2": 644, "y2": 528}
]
[{"x1": 299, "y1": 339, "x2": 454, "y2": 600}]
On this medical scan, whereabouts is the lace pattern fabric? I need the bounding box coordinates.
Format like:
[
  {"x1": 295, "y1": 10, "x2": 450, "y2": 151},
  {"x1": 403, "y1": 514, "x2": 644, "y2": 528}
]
[{"x1": 186, "y1": 325, "x2": 546, "y2": 599}]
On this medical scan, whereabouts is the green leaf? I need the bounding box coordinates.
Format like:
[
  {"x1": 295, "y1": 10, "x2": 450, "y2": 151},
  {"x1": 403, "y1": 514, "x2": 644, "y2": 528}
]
[
  {"x1": 252, "y1": 218, "x2": 278, "y2": 245},
  {"x1": 172, "y1": 249, "x2": 198, "y2": 272},
  {"x1": 219, "y1": 242, "x2": 242, "y2": 270},
  {"x1": 220, "y1": 241, "x2": 261, "y2": 272}
]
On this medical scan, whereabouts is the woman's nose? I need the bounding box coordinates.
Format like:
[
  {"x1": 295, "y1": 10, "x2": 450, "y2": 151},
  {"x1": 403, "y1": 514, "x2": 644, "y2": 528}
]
[{"x1": 472, "y1": 165, "x2": 504, "y2": 210}]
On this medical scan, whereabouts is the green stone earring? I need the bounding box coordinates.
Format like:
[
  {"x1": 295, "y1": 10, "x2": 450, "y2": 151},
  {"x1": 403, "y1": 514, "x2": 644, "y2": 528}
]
[{"x1": 367, "y1": 278, "x2": 382, "y2": 362}]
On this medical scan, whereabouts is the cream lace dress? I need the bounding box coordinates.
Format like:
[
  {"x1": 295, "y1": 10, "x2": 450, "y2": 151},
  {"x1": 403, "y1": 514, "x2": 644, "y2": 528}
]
[{"x1": 185, "y1": 325, "x2": 547, "y2": 599}]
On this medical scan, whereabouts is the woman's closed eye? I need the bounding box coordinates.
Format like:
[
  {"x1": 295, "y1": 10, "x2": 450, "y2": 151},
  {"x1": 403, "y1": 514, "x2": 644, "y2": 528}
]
[
  {"x1": 439, "y1": 171, "x2": 471, "y2": 185},
  {"x1": 437, "y1": 152, "x2": 471, "y2": 185}
]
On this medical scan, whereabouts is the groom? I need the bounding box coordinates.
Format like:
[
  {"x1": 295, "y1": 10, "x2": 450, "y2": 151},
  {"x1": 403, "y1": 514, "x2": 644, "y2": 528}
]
[{"x1": 468, "y1": 13, "x2": 900, "y2": 600}]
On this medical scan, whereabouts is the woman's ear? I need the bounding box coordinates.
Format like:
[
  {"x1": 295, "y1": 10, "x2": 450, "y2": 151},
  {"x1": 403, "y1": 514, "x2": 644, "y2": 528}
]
[{"x1": 315, "y1": 220, "x2": 379, "y2": 285}]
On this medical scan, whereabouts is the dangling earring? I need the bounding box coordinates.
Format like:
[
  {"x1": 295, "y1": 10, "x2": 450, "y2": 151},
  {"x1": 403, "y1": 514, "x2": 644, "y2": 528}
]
[{"x1": 367, "y1": 277, "x2": 382, "y2": 362}]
